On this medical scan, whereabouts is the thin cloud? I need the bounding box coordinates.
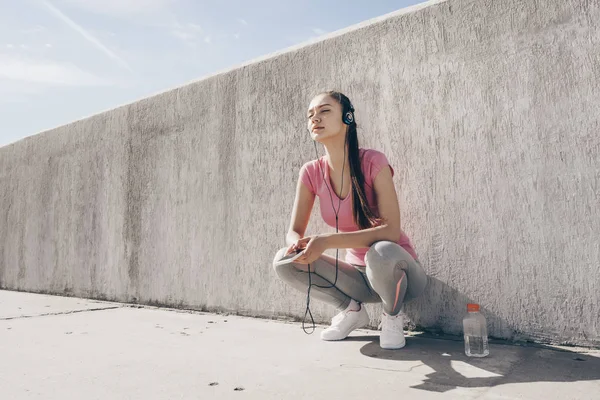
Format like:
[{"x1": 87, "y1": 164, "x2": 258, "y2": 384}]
[
  {"x1": 187, "y1": 23, "x2": 202, "y2": 31},
  {"x1": 61, "y1": 0, "x2": 174, "y2": 18},
  {"x1": 0, "y1": 54, "x2": 110, "y2": 87},
  {"x1": 237, "y1": 18, "x2": 248, "y2": 26},
  {"x1": 171, "y1": 30, "x2": 195, "y2": 41},
  {"x1": 0, "y1": 56, "x2": 111, "y2": 108},
  {"x1": 171, "y1": 21, "x2": 203, "y2": 44},
  {"x1": 41, "y1": 0, "x2": 133, "y2": 72},
  {"x1": 311, "y1": 27, "x2": 327, "y2": 35},
  {"x1": 20, "y1": 25, "x2": 47, "y2": 34},
  {"x1": 169, "y1": 21, "x2": 210, "y2": 48}
]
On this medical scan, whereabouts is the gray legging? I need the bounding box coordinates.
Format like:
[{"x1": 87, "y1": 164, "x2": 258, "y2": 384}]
[{"x1": 273, "y1": 241, "x2": 428, "y2": 315}]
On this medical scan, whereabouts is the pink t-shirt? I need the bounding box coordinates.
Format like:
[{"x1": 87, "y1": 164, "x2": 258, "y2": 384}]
[{"x1": 299, "y1": 148, "x2": 418, "y2": 266}]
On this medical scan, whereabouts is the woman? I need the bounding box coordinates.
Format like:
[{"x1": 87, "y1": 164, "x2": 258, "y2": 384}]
[{"x1": 272, "y1": 91, "x2": 427, "y2": 349}]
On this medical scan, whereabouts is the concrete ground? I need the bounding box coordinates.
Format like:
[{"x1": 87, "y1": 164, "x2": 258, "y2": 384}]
[{"x1": 1, "y1": 290, "x2": 599, "y2": 400}]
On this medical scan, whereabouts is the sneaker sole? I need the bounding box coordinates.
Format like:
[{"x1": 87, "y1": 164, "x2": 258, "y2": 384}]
[{"x1": 380, "y1": 339, "x2": 406, "y2": 350}]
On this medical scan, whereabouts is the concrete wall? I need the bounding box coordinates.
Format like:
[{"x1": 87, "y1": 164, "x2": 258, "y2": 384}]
[{"x1": 1, "y1": 0, "x2": 599, "y2": 347}]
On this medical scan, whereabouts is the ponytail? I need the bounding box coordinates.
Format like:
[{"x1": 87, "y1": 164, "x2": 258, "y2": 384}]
[{"x1": 322, "y1": 91, "x2": 380, "y2": 229}]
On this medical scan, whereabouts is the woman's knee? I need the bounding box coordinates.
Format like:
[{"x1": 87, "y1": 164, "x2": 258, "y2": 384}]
[
  {"x1": 364, "y1": 241, "x2": 397, "y2": 282},
  {"x1": 272, "y1": 247, "x2": 310, "y2": 276},
  {"x1": 365, "y1": 241, "x2": 407, "y2": 270},
  {"x1": 272, "y1": 247, "x2": 288, "y2": 273}
]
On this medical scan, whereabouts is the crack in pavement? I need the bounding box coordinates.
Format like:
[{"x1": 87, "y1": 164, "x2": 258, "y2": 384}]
[{"x1": 0, "y1": 306, "x2": 122, "y2": 320}]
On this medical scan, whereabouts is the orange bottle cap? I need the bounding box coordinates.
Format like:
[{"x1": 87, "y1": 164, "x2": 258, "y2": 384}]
[{"x1": 467, "y1": 303, "x2": 480, "y2": 312}]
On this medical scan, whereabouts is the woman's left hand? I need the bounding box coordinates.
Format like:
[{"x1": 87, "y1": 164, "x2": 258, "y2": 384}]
[{"x1": 294, "y1": 235, "x2": 329, "y2": 265}]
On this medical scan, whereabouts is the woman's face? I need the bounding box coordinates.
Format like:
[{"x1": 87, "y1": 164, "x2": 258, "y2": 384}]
[{"x1": 306, "y1": 94, "x2": 346, "y2": 143}]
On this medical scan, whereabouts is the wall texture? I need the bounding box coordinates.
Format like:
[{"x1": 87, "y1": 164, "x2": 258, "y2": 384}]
[{"x1": 1, "y1": 0, "x2": 599, "y2": 347}]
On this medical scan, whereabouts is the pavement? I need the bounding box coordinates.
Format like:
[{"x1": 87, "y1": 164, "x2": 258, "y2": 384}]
[{"x1": 1, "y1": 290, "x2": 599, "y2": 400}]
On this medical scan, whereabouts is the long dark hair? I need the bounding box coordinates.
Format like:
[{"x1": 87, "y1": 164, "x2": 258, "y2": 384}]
[{"x1": 321, "y1": 91, "x2": 381, "y2": 230}]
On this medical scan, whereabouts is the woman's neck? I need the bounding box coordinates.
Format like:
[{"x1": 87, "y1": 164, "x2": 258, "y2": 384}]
[{"x1": 323, "y1": 139, "x2": 350, "y2": 172}]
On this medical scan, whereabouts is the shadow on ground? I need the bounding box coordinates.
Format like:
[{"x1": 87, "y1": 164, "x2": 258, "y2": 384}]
[
  {"x1": 335, "y1": 275, "x2": 600, "y2": 393},
  {"x1": 342, "y1": 334, "x2": 599, "y2": 393},
  {"x1": 337, "y1": 277, "x2": 600, "y2": 393}
]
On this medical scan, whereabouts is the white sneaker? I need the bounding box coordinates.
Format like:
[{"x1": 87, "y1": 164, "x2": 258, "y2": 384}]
[
  {"x1": 380, "y1": 313, "x2": 406, "y2": 349},
  {"x1": 320, "y1": 300, "x2": 370, "y2": 341}
]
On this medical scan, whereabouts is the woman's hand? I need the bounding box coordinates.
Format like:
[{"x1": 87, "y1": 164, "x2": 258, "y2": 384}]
[
  {"x1": 293, "y1": 235, "x2": 329, "y2": 264},
  {"x1": 285, "y1": 241, "x2": 302, "y2": 256}
]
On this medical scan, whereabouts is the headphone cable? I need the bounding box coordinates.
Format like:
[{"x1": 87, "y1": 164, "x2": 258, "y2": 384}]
[{"x1": 302, "y1": 138, "x2": 347, "y2": 334}]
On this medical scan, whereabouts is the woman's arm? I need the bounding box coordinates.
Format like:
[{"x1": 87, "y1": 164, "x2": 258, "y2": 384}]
[
  {"x1": 286, "y1": 177, "x2": 315, "y2": 247},
  {"x1": 295, "y1": 165, "x2": 402, "y2": 264},
  {"x1": 323, "y1": 165, "x2": 401, "y2": 249}
]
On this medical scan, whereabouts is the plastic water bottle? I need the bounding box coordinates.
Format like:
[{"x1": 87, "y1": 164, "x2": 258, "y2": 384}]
[{"x1": 463, "y1": 303, "x2": 489, "y2": 357}]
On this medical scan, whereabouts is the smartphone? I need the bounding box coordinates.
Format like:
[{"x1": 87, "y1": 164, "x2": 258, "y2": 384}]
[{"x1": 273, "y1": 250, "x2": 305, "y2": 267}]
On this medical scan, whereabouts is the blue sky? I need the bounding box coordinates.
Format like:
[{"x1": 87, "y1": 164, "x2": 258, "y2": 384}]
[{"x1": 0, "y1": 0, "x2": 422, "y2": 147}]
